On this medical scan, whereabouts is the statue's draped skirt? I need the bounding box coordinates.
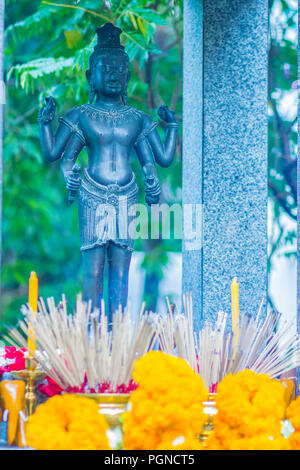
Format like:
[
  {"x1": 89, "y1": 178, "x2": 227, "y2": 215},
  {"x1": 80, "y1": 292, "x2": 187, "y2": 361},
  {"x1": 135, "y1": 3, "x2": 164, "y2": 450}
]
[{"x1": 78, "y1": 169, "x2": 139, "y2": 252}]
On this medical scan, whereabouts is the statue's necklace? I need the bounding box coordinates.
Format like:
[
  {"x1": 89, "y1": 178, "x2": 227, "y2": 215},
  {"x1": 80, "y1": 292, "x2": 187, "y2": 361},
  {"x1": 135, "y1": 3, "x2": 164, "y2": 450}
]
[{"x1": 79, "y1": 103, "x2": 142, "y2": 126}]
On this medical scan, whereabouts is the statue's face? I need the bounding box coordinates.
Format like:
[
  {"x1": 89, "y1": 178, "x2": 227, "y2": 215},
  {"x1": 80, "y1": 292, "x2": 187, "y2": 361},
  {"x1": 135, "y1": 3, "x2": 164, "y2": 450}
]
[{"x1": 93, "y1": 55, "x2": 129, "y2": 99}]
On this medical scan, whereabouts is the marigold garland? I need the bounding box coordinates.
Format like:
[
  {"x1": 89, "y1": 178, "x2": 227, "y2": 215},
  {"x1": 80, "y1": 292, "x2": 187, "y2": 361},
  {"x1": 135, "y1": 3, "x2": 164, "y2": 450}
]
[
  {"x1": 286, "y1": 395, "x2": 300, "y2": 449},
  {"x1": 225, "y1": 434, "x2": 291, "y2": 451},
  {"x1": 122, "y1": 351, "x2": 208, "y2": 450},
  {"x1": 205, "y1": 369, "x2": 289, "y2": 450},
  {"x1": 156, "y1": 436, "x2": 203, "y2": 450},
  {"x1": 26, "y1": 394, "x2": 111, "y2": 450}
]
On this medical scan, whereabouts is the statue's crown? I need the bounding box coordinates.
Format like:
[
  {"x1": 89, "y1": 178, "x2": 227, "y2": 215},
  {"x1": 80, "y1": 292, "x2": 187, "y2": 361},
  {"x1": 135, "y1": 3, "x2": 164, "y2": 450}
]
[
  {"x1": 86, "y1": 22, "x2": 128, "y2": 91},
  {"x1": 95, "y1": 23, "x2": 124, "y2": 50}
]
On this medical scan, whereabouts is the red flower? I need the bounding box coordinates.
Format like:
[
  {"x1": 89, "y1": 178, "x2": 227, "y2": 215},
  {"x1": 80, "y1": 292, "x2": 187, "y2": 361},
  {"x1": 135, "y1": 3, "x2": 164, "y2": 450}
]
[
  {"x1": 37, "y1": 376, "x2": 64, "y2": 397},
  {"x1": 37, "y1": 374, "x2": 138, "y2": 397},
  {"x1": 0, "y1": 347, "x2": 26, "y2": 378},
  {"x1": 5, "y1": 346, "x2": 26, "y2": 358}
]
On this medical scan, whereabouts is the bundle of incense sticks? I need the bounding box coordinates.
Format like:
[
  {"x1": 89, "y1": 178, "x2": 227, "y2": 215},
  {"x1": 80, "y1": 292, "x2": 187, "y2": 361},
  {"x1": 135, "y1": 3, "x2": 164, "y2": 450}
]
[
  {"x1": 5, "y1": 295, "x2": 157, "y2": 392},
  {"x1": 157, "y1": 293, "x2": 300, "y2": 391}
]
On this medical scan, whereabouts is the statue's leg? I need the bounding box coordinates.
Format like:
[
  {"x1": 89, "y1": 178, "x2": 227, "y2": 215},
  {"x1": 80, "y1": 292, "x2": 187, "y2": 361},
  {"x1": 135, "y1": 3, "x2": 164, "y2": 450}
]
[
  {"x1": 107, "y1": 242, "x2": 132, "y2": 320},
  {"x1": 82, "y1": 245, "x2": 106, "y2": 309}
]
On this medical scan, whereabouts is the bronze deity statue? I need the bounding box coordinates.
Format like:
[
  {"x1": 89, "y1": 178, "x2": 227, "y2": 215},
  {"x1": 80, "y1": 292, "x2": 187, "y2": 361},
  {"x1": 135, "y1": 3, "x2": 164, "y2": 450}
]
[{"x1": 38, "y1": 23, "x2": 178, "y2": 322}]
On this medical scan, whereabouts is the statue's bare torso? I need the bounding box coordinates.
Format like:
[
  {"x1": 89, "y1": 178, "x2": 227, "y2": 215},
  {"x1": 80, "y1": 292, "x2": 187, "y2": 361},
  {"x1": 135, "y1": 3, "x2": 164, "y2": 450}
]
[{"x1": 64, "y1": 104, "x2": 150, "y2": 186}]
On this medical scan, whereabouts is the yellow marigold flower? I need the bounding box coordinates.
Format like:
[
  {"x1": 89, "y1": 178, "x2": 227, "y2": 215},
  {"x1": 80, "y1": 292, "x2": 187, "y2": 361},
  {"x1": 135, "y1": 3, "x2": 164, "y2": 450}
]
[
  {"x1": 228, "y1": 434, "x2": 292, "y2": 451},
  {"x1": 157, "y1": 435, "x2": 203, "y2": 450},
  {"x1": 26, "y1": 394, "x2": 110, "y2": 450},
  {"x1": 287, "y1": 396, "x2": 300, "y2": 431},
  {"x1": 123, "y1": 351, "x2": 208, "y2": 450},
  {"x1": 286, "y1": 396, "x2": 300, "y2": 449},
  {"x1": 205, "y1": 433, "x2": 224, "y2": 450},
  {"x1": 209, "y1": 370, "x2": 288, "y2": 450},
  {"x1": 289, "y1": 431, "x2": 300, "y2": 450}
]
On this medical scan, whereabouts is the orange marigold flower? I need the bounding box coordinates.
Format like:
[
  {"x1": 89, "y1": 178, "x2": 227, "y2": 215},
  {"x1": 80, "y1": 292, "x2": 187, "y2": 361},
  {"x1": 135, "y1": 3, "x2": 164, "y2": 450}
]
[
  {"x1": 288, "y1": 431, "x2": 300, "y2": 450},
  {"x1": 228, "y1": 435, "x2": 292, "y2": 451},
  {"x1": 286, "y1": 395, "x2": 300, "y2": 449},
  {"x1": 123, "y1": 351, "x2": 208, "y2": 450},
  {"x1": 157, "y1": 435, "x2": 203, "y2": 450},
  {"x1": 210, "y1": 370, "x2": 288, "y2": 450},
  {"x1": 287, "y1": 396, "x2": 300, "y2": 430},
  {"x1": 26, "y1": 394, "x2": 111, "y2": 450}
]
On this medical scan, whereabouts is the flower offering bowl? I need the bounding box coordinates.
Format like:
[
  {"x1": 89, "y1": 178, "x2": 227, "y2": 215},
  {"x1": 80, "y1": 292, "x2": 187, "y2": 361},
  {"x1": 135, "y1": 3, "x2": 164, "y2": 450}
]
[{"x1": 76, "y1": 393, "x2": 131, "y2": 428}]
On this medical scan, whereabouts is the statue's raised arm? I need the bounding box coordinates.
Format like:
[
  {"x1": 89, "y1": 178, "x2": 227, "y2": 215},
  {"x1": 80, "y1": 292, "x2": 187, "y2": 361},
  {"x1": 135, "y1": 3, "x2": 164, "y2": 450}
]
[
  {"x1": 38, "y1": 96, "x2": 82, "y2": 162},
  {"x1": 143, "y1": 104, "x2": 178, "y2": 168}
]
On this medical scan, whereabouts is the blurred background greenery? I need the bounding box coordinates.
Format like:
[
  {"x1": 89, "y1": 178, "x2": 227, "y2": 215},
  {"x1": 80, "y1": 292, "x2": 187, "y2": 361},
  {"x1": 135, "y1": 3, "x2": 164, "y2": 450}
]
[
  {"x1": 268, "y1": 0, "x2": 297, "y2": 315},
  {"x1": 0, "y1": 0, "x2": 298, "y2": 332}
]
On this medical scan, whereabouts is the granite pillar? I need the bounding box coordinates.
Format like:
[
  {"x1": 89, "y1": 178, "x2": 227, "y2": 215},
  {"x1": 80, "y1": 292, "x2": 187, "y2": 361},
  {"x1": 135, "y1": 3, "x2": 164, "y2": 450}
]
[
  {"x1": 182, "y1": 0, "x2": 268, "y2": 329},
  {"x1": 182, "y1": 0, "x2": 203, "y2": 326}
]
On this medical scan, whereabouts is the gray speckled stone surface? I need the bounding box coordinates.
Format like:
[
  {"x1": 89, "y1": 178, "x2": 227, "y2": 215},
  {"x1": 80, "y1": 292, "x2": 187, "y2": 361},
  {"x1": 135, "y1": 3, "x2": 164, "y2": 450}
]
[
  {"x1": 182, "y1": 0, "x2": 204, "y2": 328},
  {"x1": 182, "y1": 0, "x2": 268, "y2": 330}
]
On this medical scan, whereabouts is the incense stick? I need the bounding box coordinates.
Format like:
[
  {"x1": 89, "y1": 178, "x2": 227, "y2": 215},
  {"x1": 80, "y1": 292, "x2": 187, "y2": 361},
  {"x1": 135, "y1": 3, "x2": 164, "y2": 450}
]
[
  {"x1": 158, "y1": 292, "x2": 300, "y2": 390},
  {"x1": 8, "y1": 295, "x2": 158, "y2": 393}
]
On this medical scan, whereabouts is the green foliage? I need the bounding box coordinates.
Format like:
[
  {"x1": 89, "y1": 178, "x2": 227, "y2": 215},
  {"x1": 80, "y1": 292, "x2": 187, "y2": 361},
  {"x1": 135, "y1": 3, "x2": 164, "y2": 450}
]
[
  {"x1": 5, "y1": 5, "x2": 70, "y2": 42},
  {"x1": 267, "y1": 0, "x2": 297, "y2": 309},
  {"x1": 268, "y1": 0, "x2": 297, "y2": 267},
  {"x1": 8, "y1": 57, "x2": 76, "y2": 92},
  {"x1": 2, "y1": 0, "x2": 183, "y2": 328}
]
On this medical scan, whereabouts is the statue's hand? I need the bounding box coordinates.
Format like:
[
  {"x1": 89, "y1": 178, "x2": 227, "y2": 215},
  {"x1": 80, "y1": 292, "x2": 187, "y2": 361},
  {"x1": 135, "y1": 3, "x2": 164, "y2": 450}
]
[
  {"x1": 157, "y1": 105, "x2": 177, "y2": 124},
  {"x1": 145, "y1": 175, "x2": 161, "y2": 206},
  {"x1": 38, "y1": 96, "x2": 56, "y2": 124}
]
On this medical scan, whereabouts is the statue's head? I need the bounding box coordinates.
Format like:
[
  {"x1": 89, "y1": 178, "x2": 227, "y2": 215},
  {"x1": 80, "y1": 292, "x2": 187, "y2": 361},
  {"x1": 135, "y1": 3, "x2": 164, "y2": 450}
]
[{"x1": 86, "y1": 23, "x2": 130, "y2": 105}]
